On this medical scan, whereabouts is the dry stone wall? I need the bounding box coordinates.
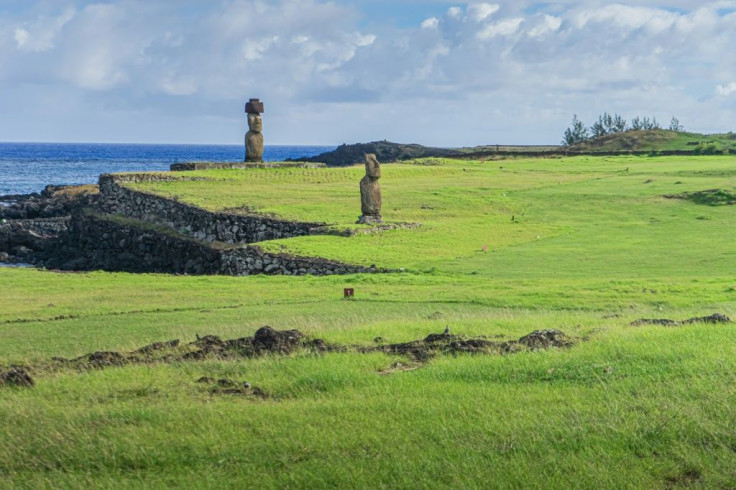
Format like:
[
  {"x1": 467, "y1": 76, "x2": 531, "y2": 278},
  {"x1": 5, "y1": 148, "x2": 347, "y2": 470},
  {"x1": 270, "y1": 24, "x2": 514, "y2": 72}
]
[
  {"x1": 56, "y1": 212, "x2": 221, "y2": 274},
  {"x1": 98, "y1": 174, "x2": 324, "y2": 244},
  {"x1": 54, "y1": 212, "x2": 375, "y2": 276}
]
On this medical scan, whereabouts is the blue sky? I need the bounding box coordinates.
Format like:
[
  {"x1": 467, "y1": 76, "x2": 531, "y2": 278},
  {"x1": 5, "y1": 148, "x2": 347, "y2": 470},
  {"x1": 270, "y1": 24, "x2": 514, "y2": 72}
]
[{"x1": 1, "y1": 1, "x2": 735, "y2": 145}]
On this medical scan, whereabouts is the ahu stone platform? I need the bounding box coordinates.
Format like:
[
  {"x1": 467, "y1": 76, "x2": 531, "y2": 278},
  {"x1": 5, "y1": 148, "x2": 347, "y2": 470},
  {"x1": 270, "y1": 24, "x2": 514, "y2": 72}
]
[
  {"x1": 170, "y1": 161, "x2": 326, "y2": 171},
  {"x1": 44, "y1": 173, "x2": 384, "y2": 276}
]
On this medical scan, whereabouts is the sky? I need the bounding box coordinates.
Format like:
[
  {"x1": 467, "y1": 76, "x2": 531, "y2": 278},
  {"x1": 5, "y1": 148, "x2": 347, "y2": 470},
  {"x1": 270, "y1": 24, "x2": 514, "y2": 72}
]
[{"x1": 1, "y1": 0, "x2": 735, "y2": 146}]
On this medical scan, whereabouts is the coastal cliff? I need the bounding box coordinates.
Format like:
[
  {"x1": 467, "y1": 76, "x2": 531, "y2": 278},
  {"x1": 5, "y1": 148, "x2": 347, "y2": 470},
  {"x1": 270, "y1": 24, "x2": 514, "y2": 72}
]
[{"x1": 288, "y1": 140, "x2": 461, "y2": 166}]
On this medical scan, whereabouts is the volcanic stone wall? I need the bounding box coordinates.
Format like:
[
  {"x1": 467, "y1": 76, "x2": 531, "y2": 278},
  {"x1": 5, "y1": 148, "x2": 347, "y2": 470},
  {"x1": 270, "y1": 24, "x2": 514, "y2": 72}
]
[
  {"x1": 57, "y1": 213, "x2": 374, "y2": 276},
  {"x1": 98, "y1": 174, "x2": 324, "y2": 244}
]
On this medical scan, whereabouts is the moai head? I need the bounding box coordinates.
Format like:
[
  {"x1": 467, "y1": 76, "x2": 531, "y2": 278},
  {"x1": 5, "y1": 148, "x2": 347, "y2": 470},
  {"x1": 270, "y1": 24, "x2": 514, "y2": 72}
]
[
  {"x1": 364, "y1": 153, "x2": 381, "y2": 179},
  {"x1": 245, "y1": 98, "x2": 264, "y2": 133},
  {"x1": 247, "y1": 113, "x2": 262, "y2": 132}
]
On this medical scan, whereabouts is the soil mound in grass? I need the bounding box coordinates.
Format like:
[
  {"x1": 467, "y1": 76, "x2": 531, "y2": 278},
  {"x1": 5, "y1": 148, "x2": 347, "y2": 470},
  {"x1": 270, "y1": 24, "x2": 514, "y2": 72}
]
[
  {"x1": 663, "y1": 189, "x2": 736, "y2": 206},
  {"x1": 372, "y1": 329, "x2": 574, "y2": 360},
  {"x1": 518, "y1": 329, "x2": 575, "y2": 349},
  {"x1": 631, "y1": 312, "x2": 732, "y2": 327},
  {"x1": 2, "y1": 327, "x2": 577, "y2": 389},
  {"x1": 252, "y1": 326, "x2": 306, "y2": 354},
  {"x1": 0, "y1": 367, "x2": 34, "y2": 387}
]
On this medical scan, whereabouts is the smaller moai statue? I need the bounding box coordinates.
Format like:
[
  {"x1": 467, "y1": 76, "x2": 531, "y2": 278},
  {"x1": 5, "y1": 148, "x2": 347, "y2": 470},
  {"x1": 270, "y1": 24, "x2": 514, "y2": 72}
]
[
  {"x1": 358, "y1": 153, "x2": 382, "y2": 224},
  {"x1": 245, "y1": 98, "x2": 264, "y2": 162}
]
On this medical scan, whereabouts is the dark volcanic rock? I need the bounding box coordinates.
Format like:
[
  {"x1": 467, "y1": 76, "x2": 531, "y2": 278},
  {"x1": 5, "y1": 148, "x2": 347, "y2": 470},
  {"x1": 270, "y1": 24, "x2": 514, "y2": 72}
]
[
  {"x1": 0, "y1": 184, "x2": 97, "y2": 264},
  {"x1": 0, "y1": 185, "x2": 98, "y2": 220},
  {"x1": 0, "y1": 218, "x2": 70, "y2": 263},
  {"x1": 288, "y1": 141, "x2": 461, "y2": 166}
]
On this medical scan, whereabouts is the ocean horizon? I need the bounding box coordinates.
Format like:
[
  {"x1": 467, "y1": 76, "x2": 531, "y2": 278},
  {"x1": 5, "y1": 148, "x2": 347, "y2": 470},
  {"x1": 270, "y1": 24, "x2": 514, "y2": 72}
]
[{"x1": 0, "y1": 142, "x2": 336, "y2": 196}]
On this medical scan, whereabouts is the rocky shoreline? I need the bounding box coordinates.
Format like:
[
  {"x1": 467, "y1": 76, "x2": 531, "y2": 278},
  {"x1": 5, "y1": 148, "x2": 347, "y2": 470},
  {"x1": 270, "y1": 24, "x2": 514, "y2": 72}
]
[{"x1": 0, "y1": 185, "x2": 97, "y2": 265}]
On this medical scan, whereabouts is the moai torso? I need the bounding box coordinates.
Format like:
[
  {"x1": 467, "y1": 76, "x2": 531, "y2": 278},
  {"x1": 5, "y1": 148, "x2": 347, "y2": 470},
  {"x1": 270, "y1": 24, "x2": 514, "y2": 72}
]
[{"x1": 245, "y1": 98, "x2": 264, "y2": 162}]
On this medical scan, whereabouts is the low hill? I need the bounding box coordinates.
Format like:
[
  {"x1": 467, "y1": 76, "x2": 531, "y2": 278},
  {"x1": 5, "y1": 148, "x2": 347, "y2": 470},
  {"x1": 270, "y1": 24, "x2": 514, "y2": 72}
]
[
  {"x1": 570, "y1": 129, "x2": 736, "y2": 153},
  {"x1": 288, "y1": 140, "x2": 462, "y2": 166}
]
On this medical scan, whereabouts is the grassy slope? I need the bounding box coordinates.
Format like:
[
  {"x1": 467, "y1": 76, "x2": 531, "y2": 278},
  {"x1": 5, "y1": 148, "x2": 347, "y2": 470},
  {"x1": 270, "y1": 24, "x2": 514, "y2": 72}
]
[
  {"x1": 128, "y1": 155, "x2": 736, "y2": 277},
  {"x1": 572, "y1": 129, "x2": 736, "y2": 152},
  {"x1": 2, "y1": 155, "x2": 736, "y2": 488}
]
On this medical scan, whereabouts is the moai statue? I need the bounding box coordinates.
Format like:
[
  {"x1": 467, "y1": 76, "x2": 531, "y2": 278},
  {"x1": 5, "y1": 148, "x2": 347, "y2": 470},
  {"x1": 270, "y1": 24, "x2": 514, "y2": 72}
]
[
  {"x1": 358, "y1": 153, "x2": 382, "y2": 224},
  {"x1": 245, "y1": 98, "x2": 264, "y2": 162}
]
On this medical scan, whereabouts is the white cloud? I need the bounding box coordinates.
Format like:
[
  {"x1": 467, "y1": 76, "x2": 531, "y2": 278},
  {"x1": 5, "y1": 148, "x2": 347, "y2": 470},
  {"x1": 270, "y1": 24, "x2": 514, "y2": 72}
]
[
  {"x1": 354, "y1": 33, "x2": 377, "y2": 47},
  {"x1": 1, "y1": 1, "x2": 736, "y2": 145},
  {"x1": 242, "y1": 37, "x2": 279, "y2": 61},
  {"x1": 12, "y1": 7, "x2": 75, "y2": 52},
  {"x1": 161, "y1": 77, "x2": 198, "y2": 96},
  {"x1": 13, "y1": 28, "x2": 30, "y2": 48},
  {"x1": 467, "y1": 3, "x2": 500, "y2": 22},
  {"x1": 528, "y1": 15, "x2": 562, "y2": 37},
  {"x1": 421, "y1": 17, "x2": 439, "y2": 29},
  {"x1": 574, "y1": 5, "x2": 678, "y2": 32},
  {"x1": 447, "y1": 7, "x2": 463, "y2": 19},
  {"x1": 477, "y1": 17, "x2": 524, "y2": 39},
  {"x1": 716, "y1": 82, "x2": 736, "y2": 96}
]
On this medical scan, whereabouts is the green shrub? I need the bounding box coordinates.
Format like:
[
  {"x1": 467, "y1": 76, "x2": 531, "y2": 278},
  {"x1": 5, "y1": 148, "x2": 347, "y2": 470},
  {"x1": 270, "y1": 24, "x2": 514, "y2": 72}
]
[{"x1": 693, "y1": 142, "x2": 721, "y2": 155}]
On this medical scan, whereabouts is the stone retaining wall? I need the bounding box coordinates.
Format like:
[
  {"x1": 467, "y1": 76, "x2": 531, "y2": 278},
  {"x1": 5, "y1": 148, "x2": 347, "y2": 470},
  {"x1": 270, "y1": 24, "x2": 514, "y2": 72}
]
[
  {"x1": 53, "y1": 213, "x2": 374, "y2": 276},
  {"x1": 171, "y1": 161, "x2": 326, "y2": 171},
  {"x1": 98, "y1": 174, "x2": 325, "y2": 244}
]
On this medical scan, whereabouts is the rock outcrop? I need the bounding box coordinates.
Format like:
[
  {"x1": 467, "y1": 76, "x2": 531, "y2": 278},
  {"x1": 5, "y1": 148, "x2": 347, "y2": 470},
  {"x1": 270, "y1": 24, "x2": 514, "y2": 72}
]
[{"x1": 288, "y1": 140, "x2": 462, "y2": 166}]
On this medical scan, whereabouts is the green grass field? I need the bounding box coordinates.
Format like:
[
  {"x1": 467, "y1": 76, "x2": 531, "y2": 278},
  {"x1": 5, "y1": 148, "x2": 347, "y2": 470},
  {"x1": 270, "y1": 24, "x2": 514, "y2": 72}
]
[{"x1": 2, "y1": 155, "x2": 735, "y2": 488}]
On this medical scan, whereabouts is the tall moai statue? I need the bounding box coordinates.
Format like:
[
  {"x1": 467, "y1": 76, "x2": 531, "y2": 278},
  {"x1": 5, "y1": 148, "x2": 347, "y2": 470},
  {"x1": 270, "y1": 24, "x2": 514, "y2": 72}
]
[
  {"x1": 245, "y1": 98, "x2": 264, "y2": 162},
  {"x1": 358, "y1": 153, "x2": 382, "y2": 224}
]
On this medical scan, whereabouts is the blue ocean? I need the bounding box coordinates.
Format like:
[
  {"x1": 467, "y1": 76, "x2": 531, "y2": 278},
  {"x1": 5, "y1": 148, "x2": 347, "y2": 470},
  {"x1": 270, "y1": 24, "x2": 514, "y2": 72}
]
[{"x1": 0, "y1": 142, "x2": 335, "y2": 196}]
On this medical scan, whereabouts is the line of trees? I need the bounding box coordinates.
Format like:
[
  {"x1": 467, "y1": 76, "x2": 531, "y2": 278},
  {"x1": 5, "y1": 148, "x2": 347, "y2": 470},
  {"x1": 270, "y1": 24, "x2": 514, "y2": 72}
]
[{"x1": 562, "y1": 113, "x2": 685, "y2": 146}]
